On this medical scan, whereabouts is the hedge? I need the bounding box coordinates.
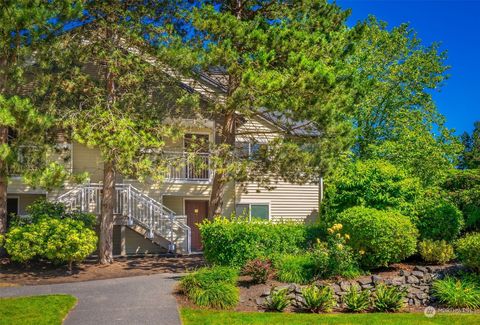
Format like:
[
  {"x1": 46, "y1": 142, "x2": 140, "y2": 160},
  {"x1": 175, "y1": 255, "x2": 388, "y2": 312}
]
[{"x1": 198, "y1": 217, "x2": 322, "y2": 267}]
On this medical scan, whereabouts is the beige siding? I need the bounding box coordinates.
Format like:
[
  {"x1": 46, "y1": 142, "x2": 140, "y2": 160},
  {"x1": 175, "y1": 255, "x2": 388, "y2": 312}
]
[
  {"x1": 162, "y1": 195, "x2": 184, "y2": 215},
  {"x1": 235, "y1": 181, "x2": 319, "y2": 222},
  {"x1": 124, "y1": 180, "x2": 211, "y2": 200},
  {"x1": 8, "y1": 178, "x2": 47, "y2": 194},
  {"x1": 8, "y1": 194, "x2": 46, "y2": 215},
  {"x1": 221, "y1": 181, "x2": 236, "y2": 216},
  {"x1": 72, "y1": 142, "x2": 105, "y2": 182},
  {"x1": 236, "y1": 116, "x2": 281, "y2": 143}
]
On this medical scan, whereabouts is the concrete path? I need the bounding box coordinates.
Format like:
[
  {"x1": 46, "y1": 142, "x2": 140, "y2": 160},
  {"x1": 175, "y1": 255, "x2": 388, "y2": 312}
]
[{"x1": 0, "y1": 273, "x2": 183, "y2": 325}]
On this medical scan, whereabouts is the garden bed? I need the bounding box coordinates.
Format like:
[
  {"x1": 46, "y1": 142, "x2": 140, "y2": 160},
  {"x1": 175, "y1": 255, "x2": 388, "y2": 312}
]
[
  {"x1": 0, "y1": 255, "x2": 205, "y2": 286},
  {"x1": 175, "y1": 262, "x2": 470, "y2": 314}
]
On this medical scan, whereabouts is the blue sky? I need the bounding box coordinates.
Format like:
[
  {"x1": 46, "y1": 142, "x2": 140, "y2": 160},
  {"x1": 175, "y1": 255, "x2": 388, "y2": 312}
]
[{"x1": 336, "y1": 0, "x2": 480, "y2": 135}]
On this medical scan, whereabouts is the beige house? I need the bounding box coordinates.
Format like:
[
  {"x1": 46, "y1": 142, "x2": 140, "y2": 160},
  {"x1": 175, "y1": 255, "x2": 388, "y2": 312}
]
[{"x1": 7, "y1": 69, "x2": 319, "y2": 256}]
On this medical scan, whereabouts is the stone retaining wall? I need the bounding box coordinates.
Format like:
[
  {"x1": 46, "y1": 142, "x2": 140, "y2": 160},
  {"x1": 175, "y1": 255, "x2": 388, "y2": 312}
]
[{"x1": 257, "y1": 265, "x2": 462, "y2": 308}]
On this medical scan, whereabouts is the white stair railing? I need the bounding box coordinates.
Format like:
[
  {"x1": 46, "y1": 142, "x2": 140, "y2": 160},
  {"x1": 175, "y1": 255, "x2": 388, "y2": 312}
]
[{"x1": 56, "y1": 183, "x2": 191, "y2": 254}]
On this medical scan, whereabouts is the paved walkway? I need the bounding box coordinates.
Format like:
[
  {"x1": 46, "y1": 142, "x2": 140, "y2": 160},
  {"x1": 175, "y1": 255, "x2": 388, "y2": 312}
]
[{"x1": 0, "y1": 273, "x2": 182, "y2": 325}]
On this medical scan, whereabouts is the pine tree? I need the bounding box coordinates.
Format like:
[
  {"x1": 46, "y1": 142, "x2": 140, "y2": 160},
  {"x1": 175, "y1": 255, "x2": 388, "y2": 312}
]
[
  {"x1": 163, "y1": 0, "x2": 360, "y2": 218},
  {"x1": 43, "y1": 1, "x2": 197, "y2": 263},
  {"x1": 460, "y1": 121, "x2": 480, "y2": 169},
  {"x1": 0, "y1": 1, "x2": 83, "y2": 238}
]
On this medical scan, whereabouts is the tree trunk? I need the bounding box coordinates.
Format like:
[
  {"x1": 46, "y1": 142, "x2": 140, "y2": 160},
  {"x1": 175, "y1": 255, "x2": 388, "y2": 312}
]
[
  {"x1": 208, "y1": 112, "x2": 236, "y2": 219},
  {"x1": 99, "y1": 160, "x2": 115, "y2": 264},
  {"x1": 0, "y1": 127, "x2": 8, "y2": 236}
]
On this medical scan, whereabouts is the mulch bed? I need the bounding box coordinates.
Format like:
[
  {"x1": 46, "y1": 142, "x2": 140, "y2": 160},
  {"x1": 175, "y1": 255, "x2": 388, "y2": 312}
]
[
  {"x1": 0, "y1": 255, "x2": 206, "y2": 286},
  {"x1": 176, "y1": 262, "x2": 464, "y2": 314}
]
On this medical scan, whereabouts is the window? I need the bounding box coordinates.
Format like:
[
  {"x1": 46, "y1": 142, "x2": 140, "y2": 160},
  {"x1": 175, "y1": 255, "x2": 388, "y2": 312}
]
[
  {"x1": 235, "y1": 142, "x2": 266, "y2": 158},
  {"x1": 235, "y1": 203, "x2": 270, "y2": 220}
]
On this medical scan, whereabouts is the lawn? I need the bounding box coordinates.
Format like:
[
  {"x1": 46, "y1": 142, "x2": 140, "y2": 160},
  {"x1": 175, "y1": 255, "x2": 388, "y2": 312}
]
[
  {"x1": 181, "y1": 308, "x2": 480, "y2": 325},
  {"x1": 0, "y1": 294, "x2": 77, "y2": 325}
]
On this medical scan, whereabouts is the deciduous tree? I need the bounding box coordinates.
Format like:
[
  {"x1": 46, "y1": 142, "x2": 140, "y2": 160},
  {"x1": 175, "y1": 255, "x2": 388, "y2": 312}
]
[{"x1": 350, "y1": 17, "x2": 460, "y2": 185}]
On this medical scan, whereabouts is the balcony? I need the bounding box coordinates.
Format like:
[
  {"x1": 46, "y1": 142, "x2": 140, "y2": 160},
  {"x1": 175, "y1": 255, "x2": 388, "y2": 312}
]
[{"x1": 164, "y1": 151, "x2": 211, "y2": 182}]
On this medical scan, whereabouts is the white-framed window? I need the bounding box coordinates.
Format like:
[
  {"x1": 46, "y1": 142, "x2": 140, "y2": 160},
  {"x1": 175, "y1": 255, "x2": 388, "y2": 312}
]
[
  {"x1": 235, "y1": 141, "x2": 264, "y2": 158},
  {"x1": 235, "y1": 203, "x2": 270, "y2": 220}
]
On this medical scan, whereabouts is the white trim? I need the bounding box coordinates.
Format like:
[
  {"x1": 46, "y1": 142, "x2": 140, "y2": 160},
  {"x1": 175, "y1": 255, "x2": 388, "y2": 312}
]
[
  {"x1": 163, "y1": 179, "x2": 212, "y2": 185},
  {"x1": 235, "y1": 202, "x2": 271, "y2": 221}
]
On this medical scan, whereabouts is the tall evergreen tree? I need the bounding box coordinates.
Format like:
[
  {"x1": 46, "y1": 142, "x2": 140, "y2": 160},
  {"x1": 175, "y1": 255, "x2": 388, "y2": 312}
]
[
  {"x1": 163, "y1": 0, "x2": 360, "y2": 218},
  {"x1": 44, "y1": 1, "x2": 197, "y2": 263},
  {"x1": 0, "y1": 1, "x2": 82, "y2": 238},
  {"x1": 459, "y1": 121, "x2": 480, "y2": 169}
]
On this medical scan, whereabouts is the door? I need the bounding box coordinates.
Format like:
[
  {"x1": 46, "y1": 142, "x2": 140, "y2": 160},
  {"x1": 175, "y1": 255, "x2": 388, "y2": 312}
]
[
  {"x1": 185, "y1": 200, "x2": 208, "y2": 251},
  {"x1": 7, "y1": 197, "x2": 19, "y2": 228}
]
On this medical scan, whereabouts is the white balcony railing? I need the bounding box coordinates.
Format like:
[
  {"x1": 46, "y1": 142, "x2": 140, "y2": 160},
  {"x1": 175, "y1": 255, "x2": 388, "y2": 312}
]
[{"x1": 164, "y1": 151, "x2": 211, "y2": 182}]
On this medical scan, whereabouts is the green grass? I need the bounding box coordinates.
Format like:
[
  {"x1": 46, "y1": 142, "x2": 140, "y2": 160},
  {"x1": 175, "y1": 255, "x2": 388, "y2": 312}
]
[
  {"x1": 0, "y1": 294, "x2": 77, "y2": 325},
  {"x1": 181, "y1": 308, "x2": 480, "y2": 325}
]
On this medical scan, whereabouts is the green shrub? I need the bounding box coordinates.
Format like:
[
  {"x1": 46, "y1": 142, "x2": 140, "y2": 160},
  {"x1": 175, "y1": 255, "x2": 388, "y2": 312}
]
[
  {"x1": 310, "y1": 231, "x2": 361, "y2": 280},
  {"x1": 432, "y1": 277, "x2": 480, "y2": 309},
  {"x1": 199, "y1": 217, "x2": 322, "y2": 267},
  {"x1": 273, "y1": 254, "x2": 316, "y2": 284},
  {"x1": 301, "y1": 285, "x2": 336, "y2": 313},
  {"x1": 180, "y1": 266, "x2": 239, "y2": 309},
  {"x1": 188, "y1": 283, "x2": 239, "y2": 309},
  {"x1": 343, "y1": 285, "x2": 371, "y2": 312},
  {"x1": 418, "y1": 240, "x2": 455, "y2": 265},
  {"x1": 416, "y1": 199, "x2": 464, "y2": 242},
  {"x1": 373, "y1": 284, "x2": 406, "y2": 312},
  {"x1": 310, "y1": 241, "x2": 330, "y2": 277},
  {"x1": 242, "y1": 258, "x2": 273, "y2": 284},
  {"x1": 323, "y1": 225, "x2": 361, "y2": 278},
  {"x1": 455, "y1": 233, "x2": 480, "y2": 272},
  {"x1": 442, "y1": 169, "x2": 480, "y2": 232},
  {"x1": 3, "y1": 216, "x2": 97, "y2": 269},
  {"x1": 24, "y1": 199, "x2": 97, "y2": 229},
  {"x1": 334, "y1": 207, "x2": 418, "y2": 269},
  {"x1": 264, "y1": 287, "x2": 290, "y2": 312},
  {"x1": 180, "y1": 266, "x2": 238, "y2": 293},
  {"x1": 322, "y1": 160, "x2": 423, "y2": 218}
]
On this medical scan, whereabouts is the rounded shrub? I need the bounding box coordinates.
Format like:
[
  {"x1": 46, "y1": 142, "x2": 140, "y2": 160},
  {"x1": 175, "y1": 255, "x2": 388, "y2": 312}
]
[
  {"x1": 416, "y1": 199, "x2": 464, "y2": 242},
  {"x1": 3, "y1": 216, "x2": 97, "y2": 269},
  {"x1": 455, "y1": 233, "x2": 480, "y2": 272},
  {"x1": 334, "y1": 207, "x2": 418, "y2": 269},
  {"x1": 418, "y1": 240, "x2": 455, "y2": 265}
]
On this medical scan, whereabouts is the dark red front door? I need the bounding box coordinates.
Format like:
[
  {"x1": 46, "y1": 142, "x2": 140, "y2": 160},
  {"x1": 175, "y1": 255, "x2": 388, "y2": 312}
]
[{"x1": 185, "y1": 200, "x2": 208, "y2": 251}]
